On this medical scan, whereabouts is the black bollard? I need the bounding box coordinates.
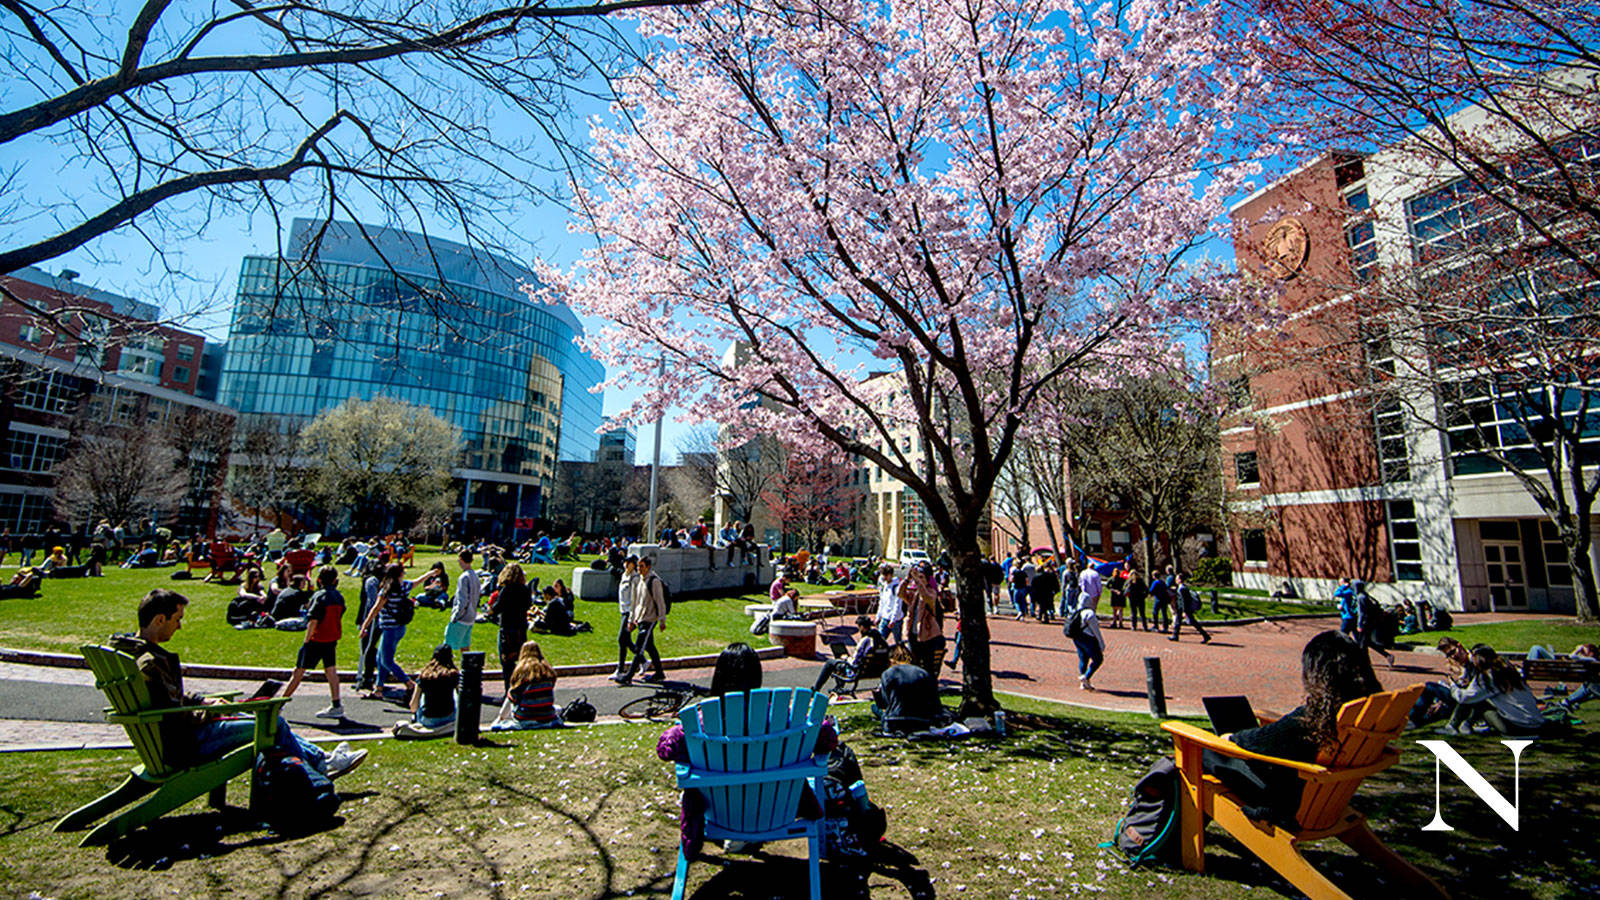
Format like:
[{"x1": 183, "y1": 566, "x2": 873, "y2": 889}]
[
  {"x1": 1210, "y1": 589, "x2": 1220, "y2": 614},
  {"x1": 1144, "y1": 656, "x2": 1168, "y2": 719},
  {"x1": 456, "y1": 650, "x2": 485, "y2": 745}
]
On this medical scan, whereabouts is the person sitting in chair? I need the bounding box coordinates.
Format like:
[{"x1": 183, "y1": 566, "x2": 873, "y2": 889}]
[
  {"x1": 657, "y1": 643, "x2": 838, "y2": 858},
  {"x1": 813, "y1": 615, "x2": 888, "y2": 693},
  {"x1": 110, "y1": 589, "x2": 366, "y2": 777},
  {"x1": 1195, "y1": 631, "x2": 1382, "y2": 828}
]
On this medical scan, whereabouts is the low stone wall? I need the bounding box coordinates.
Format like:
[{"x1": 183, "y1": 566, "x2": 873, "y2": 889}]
[{"x1": 570, "y1": 544, "x2": 777, "y2": 601}]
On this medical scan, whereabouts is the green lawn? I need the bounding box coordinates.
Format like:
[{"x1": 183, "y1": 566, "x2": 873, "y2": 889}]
[
  {"x1": 0, "y1": 553, "x2": 848, "y2": 670},
  {"x1": 1, "y1": 696, "x2": 1592, "y2": 898},
  {"x1": 1393, "y1": 618, "x2": 1600, "y2": 656}
]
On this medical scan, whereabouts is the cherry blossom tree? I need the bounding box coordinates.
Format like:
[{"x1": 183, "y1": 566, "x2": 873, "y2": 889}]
[{"x1": 540, "y1": 0, "x2": 1267, "y2": 711}]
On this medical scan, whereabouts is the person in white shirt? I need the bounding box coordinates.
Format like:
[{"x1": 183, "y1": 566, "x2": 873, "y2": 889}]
[
  {"x1": 611, "y1": 556, "x2": 640, "y2": 681},
  {"x1": 874, "y1": 564, "x2": 904, "y2": 645},
  {"x1": 1078, "y1": 565, "x2": 1103, "y2": 613}
]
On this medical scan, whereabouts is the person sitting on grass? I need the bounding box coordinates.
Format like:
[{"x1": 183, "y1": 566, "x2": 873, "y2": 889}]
[
  {"x1": 270, "y1": 574, "x2": 314, "y2": 622},
  {"x1": 658, "y1": 642, "x2": 838, "y2": 858},
  {"x1": 1180, "y1": 631, "x2": 1383, "y2": 828},
  {"x1": 532, "y1": 584, "x2": 575, "y2": 635},
  {"x1": 121, "y1": 541, "x2": 160, "y2": 569},
  {"x1": 1409, "y1": 636, "x2": 1476, "y2": 727},
  {"x1": 282, "y1": 565, "x2": 346, "y2": 719},
  {"x1": 395, "y1": 644, "x2": 459, "y2": 738},
  {"x1": 872, "y1": 644, "x2": 941, "y2": 734},
  {"x1": 491, "y1": 640, "x2": 561, "y2": 730},
  {"x1": 411, "y1": 561, "x2": 451, "y2": 609},
  {"x1": 1556, "y1": 643, "x2": 1600, "y2": 711},
  {"x1": 111, "y1": 589, "x2": 366, "y2": 780},
  {"x1": 1440, "y1": 645, "x2": 1546, "y2": 736}
]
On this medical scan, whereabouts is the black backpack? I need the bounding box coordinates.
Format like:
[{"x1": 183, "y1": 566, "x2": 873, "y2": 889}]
[
  {"x1": 254, "y1": 750, "x2": 340, "y2": 832},
  {"x1": 1064, "y1": 609, "x2": 1087, "y2": 640},
  {"x1": 1102, "y1": 757, "x2": 1181, "y2": 867}
]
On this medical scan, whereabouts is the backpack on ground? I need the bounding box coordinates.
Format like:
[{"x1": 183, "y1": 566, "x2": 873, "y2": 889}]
[
  {"x1": 560, "y1": 693, "x2": 596, "y2": 724},
  {"x1": 1102, "y1": 757, "x2": 1181, "y2": 868},
  {"x1": 253, "y1": 749, "x2": 340, "y2": 832}
]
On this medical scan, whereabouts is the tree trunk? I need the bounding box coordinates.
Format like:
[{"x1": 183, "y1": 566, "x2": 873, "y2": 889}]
[
  {"x1": 1567, "y1": 520, "x2": 1599, "y2": 623},
  {"x1": 952, "y1": 541, "x2": 997, "y2": 715}
]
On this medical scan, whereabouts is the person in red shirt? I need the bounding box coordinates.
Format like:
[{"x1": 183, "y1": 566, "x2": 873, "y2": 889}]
[{"x1": 283, "y1": 565, "x2": 347, "y2": 719}]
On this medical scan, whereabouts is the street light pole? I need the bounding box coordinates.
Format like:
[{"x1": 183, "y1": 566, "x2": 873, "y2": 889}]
[{"x1": 646, "y1": 359, "x2": 666, "y2": 543}]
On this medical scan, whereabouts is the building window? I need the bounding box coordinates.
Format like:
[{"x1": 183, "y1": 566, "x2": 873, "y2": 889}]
[
  {"x1": 1234, "y1": 451, "x2": 1259, "y2": 486},
  {"x1": 1242, "y1": 529, "x2": 1267, "y2": 563},
  {"x1": 1540, "y1": 520, "x2": 1572, "y2": 586},
  {"x1": 177, "y1": 343, "x2": 196, "y2": 361},
  {"x1": 174, "y1": 365, "x2": 190, "y2": 383},
  {"x1": 1111, "y1": 529, "x2": 1131, "y2": 554},
  {"x1": 1344, "y1": 219, "x2": 1377, "y2": 284},
  {"x1": 1387, "y1": 500, "x2": 1423, "y2": 581},
  {"x1": 17, "y1": 324, "x2": 40, "y2": 344},
  {"x1": 1373, "y1": 395, "x2": 1410, "y2": 483},
  {"x1": 1084, "y1": 527, "x2": 1102, "y2": 550}
]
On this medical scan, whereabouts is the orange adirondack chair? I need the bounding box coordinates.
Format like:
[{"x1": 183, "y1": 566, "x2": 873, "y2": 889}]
[{"x1": 1161, "y1": 684, "x2": 1448, "y2": 900}]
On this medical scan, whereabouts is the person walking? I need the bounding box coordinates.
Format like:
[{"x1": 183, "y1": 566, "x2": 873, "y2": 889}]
[
  {"x1": 1007, "y1": 551, "x2": 1033, "y2": 620},
  {"x1": 1169, "y1": 572, "x2": 1212, "y2": 644},
  {"x1": 1078, "y1": 562, "x2": 1103, "y2": 616},
  {"x1": 618, "y1": 555, "x2": 668, "y2": 685},
  {"x1": 1352, "y1": 579, "x2": 1396, "y2": 667},
  {"x1": 1065, "y1": 599, "x2": 1106, "y2": 691},
  {"x1": 1334, "y1": 577, "x2": 1359, "y2": 636},
  {"x1": 359, "y1": 563, "x2": 418, "y2": 702},
  {"x1": 611, "y1": 555, "x2": 641, "y2": 680},
  {"x1": 1149, "y1": 570, "x2": 1174, "y2": 633},
  {"x1": 1029, "y1": 561, "x2": 1060, "y2": 625}
]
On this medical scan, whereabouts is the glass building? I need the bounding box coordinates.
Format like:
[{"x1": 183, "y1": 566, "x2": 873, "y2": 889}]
[{"x1": 218, "y1": 219, "x2": 604, "y2": 534}]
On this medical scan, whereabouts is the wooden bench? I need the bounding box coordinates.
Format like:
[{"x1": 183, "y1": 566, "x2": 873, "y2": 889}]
[
  {"x1": 1521, "y1": 656, "x2": 1599, "y2": 684},
  {"x1": 54, "y1": 644, "x2": 291, "y2": 845}
]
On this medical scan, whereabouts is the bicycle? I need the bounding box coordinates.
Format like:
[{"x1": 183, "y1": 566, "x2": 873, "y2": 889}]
[{"x1": 617, "y1": 683, "x2": 710, "y2": 721}]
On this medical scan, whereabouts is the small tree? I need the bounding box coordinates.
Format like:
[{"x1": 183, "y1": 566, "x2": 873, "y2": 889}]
[
  {"x1": 55, "y1": 418, "x2": 186, "y2": 530},
  {"x1": 762, "y1": 449, "x2": 857, "y2": 554},
  {"x1": 297, "y1": 397, "x2": 460, "y2": 534}
]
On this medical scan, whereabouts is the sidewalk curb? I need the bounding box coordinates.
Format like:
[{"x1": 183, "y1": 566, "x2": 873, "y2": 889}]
[{"x1": 0, "y1": 644, "x2": 785, "y2": 682}]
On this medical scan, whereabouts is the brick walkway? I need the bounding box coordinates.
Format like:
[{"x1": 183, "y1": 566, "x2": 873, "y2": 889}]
[{"x1": 0, "y1": 612, "x2": 1531, "y2": 750}]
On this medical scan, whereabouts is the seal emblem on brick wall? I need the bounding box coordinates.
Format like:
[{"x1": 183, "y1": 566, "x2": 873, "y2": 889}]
[{"x1": 1261, "y1": 217, "x2": 1310, "y2": 279}]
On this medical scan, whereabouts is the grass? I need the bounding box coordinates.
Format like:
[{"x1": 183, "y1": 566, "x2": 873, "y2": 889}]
[
  {"x1": 1393, "y1": 619, "x2": 1600, "y2": 656},
  {"x1": 0, "y1": 552, "x2": 856, "y2": 671},
  {"x1": 1, "y1": 695, "x2": 1593, "y2": 898}
]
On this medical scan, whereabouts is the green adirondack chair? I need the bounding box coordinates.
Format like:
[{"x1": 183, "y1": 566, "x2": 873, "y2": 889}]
[
  {"x1": 54, "y1": 643, "x2": 292, "y2": 846},
  {"x1": 671, "y1": 686, "x2": 831, "y2": 900}
]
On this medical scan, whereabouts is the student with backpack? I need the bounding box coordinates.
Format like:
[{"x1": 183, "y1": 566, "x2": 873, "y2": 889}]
[
  {"x1": 1352, "y1": 579, "x2": 1395, "y2": 667},
  {"x1": 359, "y1": 562, "x2": 417, "y2": 702},
  {"x1": 1065, "y1": 596, "x2": 1106, "y2": 691},
  {"x1": 1168, "y1": 573, "x2": 1212, "y2": 644},
  {"x1": 618, "y1": 555, "x2": 668, "y2": 685},
  {"x1": 1007, "y1": 551, "x2": 1032, "y2": 620},
  {"x1": 282, "y1": 565, "x2": 347, "y2": 719}
]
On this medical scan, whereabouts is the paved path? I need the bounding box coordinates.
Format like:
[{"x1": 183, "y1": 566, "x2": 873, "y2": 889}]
[{"x1": 0, "y1": 612, "x2": 1533, "y2": 750}]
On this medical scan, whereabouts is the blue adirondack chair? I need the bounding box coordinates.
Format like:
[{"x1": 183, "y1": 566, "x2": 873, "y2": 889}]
[{"x1": 672, "y1": 686, "x2": 832, "y2": 900}]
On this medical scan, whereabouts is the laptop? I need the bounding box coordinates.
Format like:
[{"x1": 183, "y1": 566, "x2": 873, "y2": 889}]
[
  {"x1": 1202, "y1": 695, "x2": 1258, "y2": 735},
  {"x1": 249, "y1": 679, "x2": 283, "y2": 701}
]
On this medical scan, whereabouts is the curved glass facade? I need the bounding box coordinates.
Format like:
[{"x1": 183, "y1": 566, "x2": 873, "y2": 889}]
[{"x1": 218, "y1": 220, "x2": 604, "y2": 525}]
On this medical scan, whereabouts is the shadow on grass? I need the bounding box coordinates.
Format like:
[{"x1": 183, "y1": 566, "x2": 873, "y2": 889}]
[
  {"x1": 101, "y1": 806, "x2": 348, "y2": 870},
  {"x1": 681, "y1": 840, "x2": 932, "y2": 900},
  {"x1": 841, "y1": 703, "x2": 1599, "y2": 898}
]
